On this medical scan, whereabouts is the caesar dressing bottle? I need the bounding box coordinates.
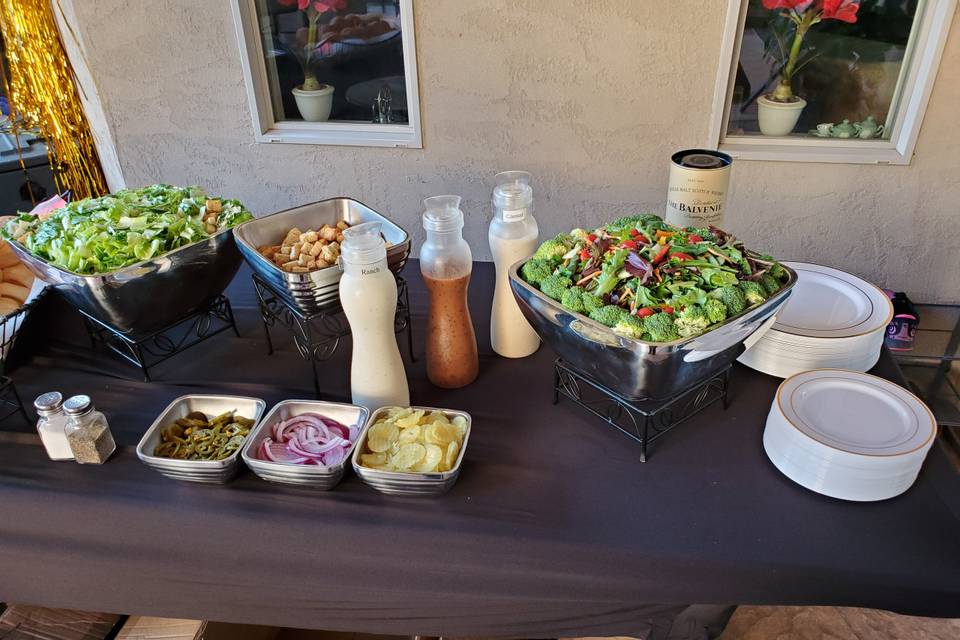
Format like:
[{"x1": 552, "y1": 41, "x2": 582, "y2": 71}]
[
  {"x1": 489, "y1": 171, "x2": 540, "y2": 358},
  {"x1": 339, "y1": 221, "x2": 409, "y2": 410}
]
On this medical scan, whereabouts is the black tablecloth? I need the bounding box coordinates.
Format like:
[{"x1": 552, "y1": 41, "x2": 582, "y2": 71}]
[{"x1": 1, "y1": 263, "x2": 958, "y2": 638}]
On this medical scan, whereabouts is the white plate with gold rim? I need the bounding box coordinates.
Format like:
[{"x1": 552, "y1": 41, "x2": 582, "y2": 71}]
[
  {"x1": 778, "y1": 369, "x2": 934, "y2": 457},
  {"x1": 772, "y1": 263, "x2": 893, "y2": 339},
  {"x1": 763, "y1": 369, "x2": 936, "y2": 501}
]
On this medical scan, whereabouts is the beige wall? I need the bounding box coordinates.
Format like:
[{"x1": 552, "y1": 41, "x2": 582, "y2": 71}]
[{"x1": 64, "y1": 0, "x2": 959, "y2": 302}]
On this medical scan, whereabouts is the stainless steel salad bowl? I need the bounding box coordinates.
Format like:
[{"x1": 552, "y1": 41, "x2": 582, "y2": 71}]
[
  {"x1": 233, "y1": 197, "x2": 410, "y2": 314},
  {"x1": 6, "y1": 228, "x2": 243, "y2": 334},
  {"x1": 509, "y1": 260, "x2": 797, "y2": 400}
]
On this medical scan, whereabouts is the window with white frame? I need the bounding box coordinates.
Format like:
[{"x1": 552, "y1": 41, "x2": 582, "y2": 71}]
[
  {"x1": 710, "y1": 0, "x2": 956, "y2": 164},
  {"x1": 231, "y1": 0, "x2": 422, "y2": 148}
]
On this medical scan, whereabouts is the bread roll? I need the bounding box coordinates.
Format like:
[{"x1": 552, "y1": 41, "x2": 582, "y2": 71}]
[
  {"x1": 0, "y1": 282, "x2": 29, "y2": 302},
  {"x1": 2, "y1": 263, "x2": 33, "y2": 287},
  {"x1": 0, "y1": 297, "x2": 19, "y2": 317},
  {"x1": 0, "y1": 243, "x2": 20, "y2": 269}
]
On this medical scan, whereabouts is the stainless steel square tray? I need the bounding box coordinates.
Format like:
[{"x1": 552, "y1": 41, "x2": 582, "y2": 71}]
[
  {"x1": 233, "y1": 197, "x2": 410, "y2": 314},
  {"x1": 136, "y1": 394, "x2": 266, "y2": 484},
  {"x1": 241, "y1": 399, "x2": 369, "y2": 490},
  {"x1": 509, "y1": 258, "x2": 797, "y2": 400},
  {"x1": 351, "y1": 406, "x2": 471, "y2": 497}
]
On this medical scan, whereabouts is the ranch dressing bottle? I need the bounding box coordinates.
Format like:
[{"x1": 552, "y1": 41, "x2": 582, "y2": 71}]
[
  {"x1": 489, "y1": 171, "x2": 540, "y2": 358},
  {"x1": 339, "y1": 221, "x2": 409, "y2": 410}
]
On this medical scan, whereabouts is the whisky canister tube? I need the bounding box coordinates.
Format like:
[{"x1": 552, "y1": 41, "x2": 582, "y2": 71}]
[{"x1": 665, "y1": 149, "x2": 732, "y2": 229}]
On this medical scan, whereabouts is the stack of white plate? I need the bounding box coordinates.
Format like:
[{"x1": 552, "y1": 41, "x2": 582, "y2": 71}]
[
  {"x1": 764, "y1": 369, "x2": 936, "y2": 501},
  {"x1": 738, "y1": 262, "x2": 892, "y2": 378}
]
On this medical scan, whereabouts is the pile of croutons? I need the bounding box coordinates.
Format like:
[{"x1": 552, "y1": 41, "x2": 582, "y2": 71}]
[{"x1": 258, "y1": 220, "x2": 350, "y2": 273}]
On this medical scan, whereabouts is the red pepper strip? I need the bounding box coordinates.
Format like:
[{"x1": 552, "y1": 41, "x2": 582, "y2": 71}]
[
  {"x1": 636, "y1": 307, "x2": 655, "y2": 318},
  {"x1": 661, "y1": 305, "x2": 674, "y2": 315},
  {"x1": 579, "y1": 249, "x2": 590, "y2": 260},
  {"x1": 687, "y1": 234, "x2": 703, "y2": 243},
  {"x1": 670, "y1": 252, "x2": 693, "y2": 261},
  {"x1": 587, "y1": 233, "x2": 597, "y2": 243},
  {"x1": 621, "y1": 240, "x2": 637, "y2": 250},
  {"x1": 652, "y1": 244, "x2": 670, "y2": 264}
]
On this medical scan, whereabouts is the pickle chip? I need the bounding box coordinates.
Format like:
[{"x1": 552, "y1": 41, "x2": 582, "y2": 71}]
[
  {"x1": 416, "y1": 444, "x2": 444, "y2": 472},
  {"x1": 398, "y1": 424, "x2": 421, "y2": 444},
  {"x1": 393, "y1": 443, "x2": 426, "y2": 469},
  {"x1": 361, "y1": 452, "x2": 386, "y2": 467},
  {"x1": 425, "y1": 423, "x2": 455, "y2": 446},
  {"x1": 359, "y1": 408, "x2": 467, "y2": 473},
  {"x1": 367, "y1": 435, "x2": 393, "y2": 453},
  {"x1": 444, "y1": 440, "x2": 459, "y2": 471}
]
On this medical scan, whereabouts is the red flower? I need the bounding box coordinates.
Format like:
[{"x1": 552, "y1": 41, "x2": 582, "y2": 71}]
[
  {"x1": 277, "y1": 0, "x2": 346, "y2": 11},
  {"x1": 761, "y1": 0, "x2": 815, "y2": 10},
  {"x1": 821, "y1": 0, "x2": 860, "y2": 22}
]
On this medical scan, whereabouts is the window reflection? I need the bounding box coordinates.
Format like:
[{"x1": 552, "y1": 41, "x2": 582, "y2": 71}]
[
  {"x1": 728, "y1": 0, "x2": 919, "y2": 139},
  {"x1": 257, "y1": 0, "x2": 407, "y2": 124}
]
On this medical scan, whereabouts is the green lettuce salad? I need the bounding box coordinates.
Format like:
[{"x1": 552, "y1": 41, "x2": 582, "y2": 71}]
[
  {"x1": 520, "y1": 214, "x2": 789, "y2": 343},
  {"x1": 2, "y1": 184, "x2": 253, "y2": 275}
]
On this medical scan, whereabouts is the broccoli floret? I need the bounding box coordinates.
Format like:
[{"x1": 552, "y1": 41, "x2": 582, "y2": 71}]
[
  {"x1": 740, "y1": 280, "x2": 767, "y2": 306},
  {"x1": 614, "y1": 313, "x2": 646, "y2": 339},
  {"x1": 582, "y1": 292, "x2": 603, "y2": 314},
  {"x1": 570, "y1": 228, "x2": 590, "y2": 242},
  {"x1": 606, "y1": 214, "x2": 662, "y2": 233},
  {"x1": 674, "y1": 304, "x2": 711, "y2": 338},
  {"x1": 561, "y1": 287, "x2": 604, "y2": 315},
  {"x1": 560, "y1": 287, "x2": 588, "y2": 313},
  {"x1": 589, "y1": 304, "x2": 626, "y2": 328},
  {"x1": 643, "y1": 311, "x2": 680, "y2": 342},
  {"x1": 533, "y1": 233, "x2": 574, "y2": 261},
  {"x1": 769, "y1": 262, "x2": 786, "y2": 280},
  {"x1": 704, "y1": 298, "x2": 727, "y2": 324},
  {"x1": 759, "y1": 273, "x2": 780, "y2": 296},
  {"x1": 539, "y1": 274, "x2": 572, "y2": 301},
  {"x1": 520, "y1": 258, "x2": 555, "y2": 287},
  {"x1": 709, "y1": 285, "x2": 746, "y2": 316}
]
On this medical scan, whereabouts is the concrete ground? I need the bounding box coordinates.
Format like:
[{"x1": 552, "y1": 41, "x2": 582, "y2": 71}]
[{"x1": 717, "y1": 606, "x2": 960, "y2": 640}]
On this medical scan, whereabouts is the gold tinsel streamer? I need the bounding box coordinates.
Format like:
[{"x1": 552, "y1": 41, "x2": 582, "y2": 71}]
[{"x1": 0, "y1": 0, "x2": 107, "y2": 202}]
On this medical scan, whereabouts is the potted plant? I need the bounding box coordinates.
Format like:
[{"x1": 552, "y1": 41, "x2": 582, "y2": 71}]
[
  {"x1": 278, "y1": 0, "x2": 346, "y2": 122},
  {"x1": 758, "y1": 0, "x2": 860, "y2": 136}
]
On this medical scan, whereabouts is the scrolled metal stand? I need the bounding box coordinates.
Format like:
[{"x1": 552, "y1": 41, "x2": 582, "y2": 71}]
[
  {"x1": 553, "y1": 359, "x2": 731, "y2": 462},
  {"x1": 252, "y1": 273, "x2": 414, "y2": 396},
  {"x1": 0, "y1": 288, "x2": 48, "y2": 425},
  {"x1": 81, "y1": 295, "x2": 239, "y2": 382}
]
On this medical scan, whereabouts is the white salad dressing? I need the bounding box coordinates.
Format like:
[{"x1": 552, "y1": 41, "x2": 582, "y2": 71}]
[
  {"x1": 489, "y1": 171, "x2": 540, "y2": 358},
  {"x1": 339, "y1": 222, "x2": 410, "y2": 411}
]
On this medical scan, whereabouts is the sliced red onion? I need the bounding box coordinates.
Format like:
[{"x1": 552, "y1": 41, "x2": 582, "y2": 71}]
[{"x1": 259, "y1": 412, "x2": 356, "y2": 467}]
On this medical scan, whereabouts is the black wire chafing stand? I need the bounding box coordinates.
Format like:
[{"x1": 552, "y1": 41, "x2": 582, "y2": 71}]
[
  {"x1": 553, "y1": 359, "x2": 731, "y2": 462},
  {"x1": 80, "y1": 295, "x2": 239, "y2": 382},
  {"x1": 251, "y1": 272, "x2": 414, "y2": 396},
  {"x1": 0, "y1": 290, "x2": 48, "y2": 424}
]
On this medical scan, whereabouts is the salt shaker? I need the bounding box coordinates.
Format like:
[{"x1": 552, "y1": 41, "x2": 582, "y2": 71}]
[
  {"x1": 34, "y1": 392, "x2": 74, "y2": 461},
  {"x1": 63, "y1": 395, "x2": 116, "y2": 464}
]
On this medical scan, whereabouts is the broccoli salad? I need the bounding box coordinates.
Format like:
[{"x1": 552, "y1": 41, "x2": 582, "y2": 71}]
[
  {"x1": 520, "y1": 214, "x2": 789, "y2": 343},
  {"x1": 3, "y1": 184, "x2": 253, "y2": 275}
]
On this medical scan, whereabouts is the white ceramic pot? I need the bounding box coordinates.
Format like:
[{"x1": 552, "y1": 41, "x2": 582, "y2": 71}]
[
  {"x1": 292, "y1": 84, "x2": 334, "y2": 122},
  {"x1": 757, "y1": 95, "x2": 807, "y2": 136}
]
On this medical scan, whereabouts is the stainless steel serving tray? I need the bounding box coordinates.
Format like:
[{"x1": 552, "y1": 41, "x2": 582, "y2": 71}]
[
  {"x1": 351, "y1": 406, "x2": 471, "y2": 497},
  {"x1": 241, "y1": 399, "x2": 369, "y2": 490},
  {"x1": 233, "y1": 197, "x2": 410, "y2": 314},
  {"x1": 136, "y1": 394, "x2": 266, "y2": 484},
  {"x1": 509, "y1": 260, "x2": 797, "y2": 400},
  {"x1": 5, "y1": 227, "x2": 243, "y2": 333}
]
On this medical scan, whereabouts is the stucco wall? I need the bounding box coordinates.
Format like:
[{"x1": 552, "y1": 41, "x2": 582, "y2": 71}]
[{"x1": 64, "y1": 0, "x2": 959, "y2": 302}]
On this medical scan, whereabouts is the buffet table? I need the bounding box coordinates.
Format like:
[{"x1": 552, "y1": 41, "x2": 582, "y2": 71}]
[{"x1": 0, "y1": 262, "x2": 958, "y2": 639}]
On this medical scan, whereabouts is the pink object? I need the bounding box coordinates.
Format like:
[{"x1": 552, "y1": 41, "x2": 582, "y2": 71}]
[{"x1": 29, "y1": 193, "x2": 68, "y2": 219}]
